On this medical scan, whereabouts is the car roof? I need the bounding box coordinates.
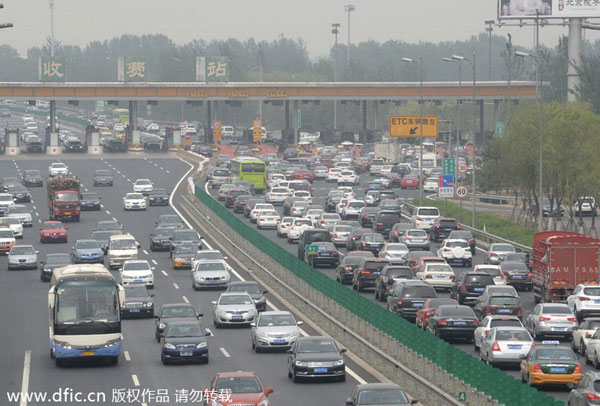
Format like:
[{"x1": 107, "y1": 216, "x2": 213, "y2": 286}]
[
  {"x1": 354, "y1": 383, "x2": 404, "y2": 391},
  {"x1": 160, "y1": 303, "x2": 194, "y2": 309}
]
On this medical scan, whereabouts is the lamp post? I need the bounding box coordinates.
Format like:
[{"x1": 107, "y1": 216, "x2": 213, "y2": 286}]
[
  {"x1": 344, "y1": 4, "x2": 356, "y2": 66},
  {"x1": 442, "y1": 57, "x2": 463, "y2": 161},
  {"x1": 516, "y1": 50, "x2": 544, "y2": 231},
  {"x1": 332, "y1": 23, "x2": 340, "y2": 130},
  {"x1": 173, "y1": 57, "x2": 184, "y2": 122},
  {"x1": 49, "y1": 0, "x2": 55, "y2": 56},
  {"x1": 402, "y1": 56, "x2": 424, "y2": 206},
  {"x1": 485, "y1": 20, "x2": 495, "y2": 81}
]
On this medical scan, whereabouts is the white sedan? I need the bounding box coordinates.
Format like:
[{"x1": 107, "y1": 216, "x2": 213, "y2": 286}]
[
  {"x1": 337, "y1": 170, "x2": 360, "y2": 186},
  {"x1": 293, "y1": 190, "x2": 312, "y2": 203},
  {"x1": 378, "y1": 242, "x2": 409, "y2": 265},
  {"x1": 286, "y1": 218, "x2": 314, "y2": 242},
  {"x1": 133, "y1": 179, "x2": 153, "y2": 194},
  {"x1": 250, "y1": 203, "x2": 275, "y2": 223},
  {"x1": 0, "y1": 217, "x2": 23, "y2": 238},
  {"x1": 423, "y1": 177, "x2": 439, "y2": 193},
  {"x1": 48, "y1": 162, "x2": 69, "y2": 177},
  {"x1": 257, "y1": 210, "x2": 281, "y2": 229},
  {"x1": 266, "y1": 187, "x2": 290, "y2": 205},
  {"x1": 123, "y1": 193, "x2": 147, "y2": 210},
  {"x1": 120, "y1": 259, "x2": 155, "y2": 288},
  {"x1": 326, "y1": 168, "x2": 343, "y2": 182},
  {"x1": 277, "y1": 217, "x2": 294, "y2": 237}
]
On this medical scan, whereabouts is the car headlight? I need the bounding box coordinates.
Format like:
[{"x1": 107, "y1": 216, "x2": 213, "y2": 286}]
[
  {"x1": 143, "y1": 302, "x2": 153, "y2": 308},
  {"x1": 334, "y1": 359, "x2": 345, "y2": 366},
  {"x1": 256, "y1": 330, "x2": 268, "y2": 338},
  {"x1": 55, "y1": 340, "x2": 72, "y2": 349},
  {"x1": 158, "y1": 322, "x2": 166, "y2": 330},
  {"x1": 104, "y1": 337, "x2": 121, "y2": 347},
  {"x1": 294, "y1": 360, "x2": 306, "y2": 367},
  {"x1": 255, "y1": 297, "x2": 266, "y2": 304},
  {"x1": 195, "y1": 275, "x2": 205, "y2": 281},
  {"x1": 163, "y1": 343, "x2": 176, "y2": 349},
  {"x1": 196, "y1": 342, "x2": 207, "y2": 348}
]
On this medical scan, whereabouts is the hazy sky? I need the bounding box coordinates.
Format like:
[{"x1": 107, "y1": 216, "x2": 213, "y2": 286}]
[{"x1": 2, "y1": 0, "x2": 598, "y2": 58}]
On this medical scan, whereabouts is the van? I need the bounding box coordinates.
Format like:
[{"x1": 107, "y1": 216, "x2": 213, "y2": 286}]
[
  {"x1": 411, "y1": 206, "x2": 441, "y2": 231},
  {"x1": 221, "y1": 126, "x2": 234, "y2": 137},
  {"x1": 108, "y1": 234, "x2": 140, "y2": 269},
  {"x1": 369, "y1": 159, "x2": 386, "y2": 175}
]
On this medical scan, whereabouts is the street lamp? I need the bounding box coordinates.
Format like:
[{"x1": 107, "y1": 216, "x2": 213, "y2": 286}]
[
  {"x1": 332, "y1": 23, "x2": 340, "y2": 130},
  {"x1": 344, "y1": 4, "x2": 356, "y2": 66},
  {"x1": 515, "y1": 50, "x2": 544, "y2": 231},
  {"x1": 485, "y1": 20, "x2": 495, "y2": 80},
  {"x1": 402, "y1": 56, "x2": 424, "y2": 206},
  {"x1": 173, "y1": 57, "x2": 185, "y2": 122},
  {"x1": 442, "y1": 57, "x2": 463, "y2": 162}
]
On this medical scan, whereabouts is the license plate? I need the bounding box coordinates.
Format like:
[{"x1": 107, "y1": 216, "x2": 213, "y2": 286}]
[
  {"x1": 436, "y1": 275, "x2": 446, "y2": 279},
  {"x1": 273, "y1": 339, "x2": 286, "y2": 344},
  {"x1": 81, "y1": 351, "x2": 95, "y2": 356},
  {"x1": 511, "y1": 274, "x2": 524, "y2": 279},
  {"x1": 508, "y1": 345, "x2": 522, "y2": 350},
  {"x1": 320, "y1": 253, "x2": 330, "y2": 256},
  {"x1": 473, "y1": 287, "x2": 484, "y2": 292},
  {"x1": 314, "y1": 367, "x2": 328, "y2": 373},
  {"x1": 373, "y1": 271, "x2": 381, "y2": 275},
  {"x1": 595, "y1": 300, "x2": 600, "y2": 304},
  {"x1": 87, "y1": 204, "x2": 95, "y2": 207},
  {"x1": 412, "y1": 302, "x2": 424, "y2": 307},
  {"x1": 130, "y1": 309, "x2": 140, "y2": 312},
  {"x1": 64, "y1": 212, "x2": 71, "y2": 215},
  {"x1": 232, "y1": 315, "x2": 243, "y2": 320},
  {"x1": 550, "y1": 367, "x2": 566, "y2": 373},
  {"x1": 180, "y1": 351, "x2": 193, "y2": 357},
  {"x1": 184, "y1": 261, "x2": 191, "y2": 265},
  {"x1": 553, "y1": 327, "x2": 567, "y2": 331},
  {"x1": 52, "y1": 236, "x2": 59, "y2": 239},
  {"x1": 208, "y1": 280, "x2": 218, "y2": 284},
  {"x1": 134, "y1": 279, "x2": 142, "y2": 283},
  {"x1": 453, "y1": 321, "x2": 466, "y2": 325},
  {"x1": 498, "y1": 309, "x2": 511, "y2": 313}
]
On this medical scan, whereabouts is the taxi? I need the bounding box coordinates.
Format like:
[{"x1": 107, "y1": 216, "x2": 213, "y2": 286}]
[
  {"x1": 520, "y1": 341, "x2": 582, "y2": 388},
  {"x1": 171, "y1": 244, "x2": 197, "y2": 269}
]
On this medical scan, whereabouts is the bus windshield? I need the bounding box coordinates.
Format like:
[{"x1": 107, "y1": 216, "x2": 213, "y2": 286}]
[
  {"x1": 241, "y1": 163, "x2": 265, "y2": 172},
  {"x1": 54, "y1": 281, "x2": 120, "y2": 335}
]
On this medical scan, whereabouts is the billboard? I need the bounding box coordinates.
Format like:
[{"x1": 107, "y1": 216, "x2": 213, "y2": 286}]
[{"x1": 499, "y1": 0, "x2": 600, "y2": 19}]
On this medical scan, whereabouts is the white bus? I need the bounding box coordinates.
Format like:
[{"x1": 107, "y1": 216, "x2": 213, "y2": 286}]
[
  {"x1": 49, "y1": 264, "x2": 125, "y2": 366},
  {"x1": 419, "y1": 152, "x2": 438, "y2": 175}
]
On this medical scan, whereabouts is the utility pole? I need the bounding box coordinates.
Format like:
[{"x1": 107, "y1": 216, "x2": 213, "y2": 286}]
[
  {"x1": 332, "y1": 23, "x2": 340, "y2": 130},
  {"x1": 506, "y1": 33, "x2": 512, "y2": 139},
  {"x1": 344, "y1": 4, "x2": 356, "y2": 66},
  {"x1": 471, "y1": 52, "x2": 477, "y2": 228},
  {"x1": 258, "y1": 45, "x2": 264, "y2": 121},
  {"x1": 485, "y1": 20, "x2": 494, "y2": 80},
  {"x1": 49, "y1": 0, "x2": 55, "y2": 56}
]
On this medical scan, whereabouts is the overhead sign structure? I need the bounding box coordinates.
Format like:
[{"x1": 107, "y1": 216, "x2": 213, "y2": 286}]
[
  {"x1": 389, "y1": 115, "x2": 439, "y2": 138},
  {"x1": 253, "y1": 119, "x2": 262, "y2": 143},
  {"x1": 497, "y1": 0, "x2": 600, "y2": 19},
  {"x1": 39, "y1": 56, "x2": 66, "y2": 82},
  {"x1": 456, "y1": 185, "x2": 469, "y2": 199}
]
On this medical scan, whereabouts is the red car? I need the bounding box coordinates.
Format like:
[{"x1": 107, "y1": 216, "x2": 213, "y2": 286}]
[
  {"x1": 415, "y1": 298, "x2": 459, "y2": 329},
  {"x1": 40, "y1": 221, "x2": 68, "y2": 243},
  {"x1": 207, "y1": 371, "x2": 273, "y2": 406},
  {"x1": 290, "y1": 169, "x2": 314, "y2": 182},
  {"x1": 400, "y1": 174, "x2": 420, "y2": 189}
]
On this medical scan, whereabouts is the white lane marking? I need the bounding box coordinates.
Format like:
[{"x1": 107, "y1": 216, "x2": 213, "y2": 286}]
[
  {"x1": 100, "y1": 204, "x2": 104, "y2": 208},
  {"x1": 35, "y1": 212, "x2": 39, "y2": 217},
  {"x1": 131, "y1": 374, "x2": 140, "y2": 387},
  {"x1": 161, "y1": 270, "x2": 168, "y2": 276},
  {"x1": 124, "y1": 351, "x2": 131, "y2": 361},
  {"x1": 32, "y1": 205, "x2": 36, "y2": 210},
  {"x1": 154, "y1": 163, "x2": 158, "y2": 167},
  {"x1": 182, "y1": 296, "x2": 190, "y2": 303},
  {"x1": 106, "y1": 210, "x2": 111, "y2": 215},
  {"x1": 19, "y1": 350, "x2": 31, "y2": 406},
  {"x1": 173, "y1": 282, "x2": 179, "y2": 289},
  {"x1": 166, "y1": 170, "x2": 170, "y2": 174},
  {"x1": 38, "y1": 219, "x2": 41, "y2": 224},
  {"x1": 219, "y1": 348, "x2": 231, "y2": 357},
  {"x1": 152, "y1": 259, "x2": 158, "y2": 265},
  {"x1": 126, "y1": 178, "x2": 131, "y2": 182},
  {"x1": 112, "y1": 217, "x2": 118, "y2": 222},
  {"x1": 142, "y1": 249, "x2": 148, "y2": 255}
]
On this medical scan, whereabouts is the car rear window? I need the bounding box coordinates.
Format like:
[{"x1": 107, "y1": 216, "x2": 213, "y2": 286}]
[
  {"x1": 363, "y1": 261, "x2": 389, "y2": 271},
  {"x1": 403, "y1": 286, "x2": 437, "y2": 298},
  {"x1": 379, "y1": 213, "x2": 400, "y2": 223},
  {"x1": 388, "y1": 268, "x2": 413, "y2": 278},
  {"x1": 542, "y1": 306, "x2": 571, "y2": 314},
  {"x1": 306, "y1": 231, "x2": 330, "y2": 241},
  {"x1": 439, "y1": 220, "x2": 458, "y2": 227},
  {"x1": 490, "y1": 319, "x2": 522, "y2": 328},
  {"x1": 465, "y1": 274, "x2": 494, "y2": 284},
  {"x1": 496, "y1": 330, "x2": 531, "y2": 341},
  {"x1": 446, "y1": 241, "x2": 469, "y2": 248},
  {"x1": 418, "y1": 208, "x2": 439, "y2": 216},
  {"x1": 584, "y1": 287, "x2": 600, "y2": 296},
  {"x1": 489, "y1": 297, "x2": 519, "y2": 306},
  {"x1": 439, "y1": 307, "x2": 474, "y2": 317},
  {"x1": 502, "y1": 262, "x2": 528, "y2": 271}
]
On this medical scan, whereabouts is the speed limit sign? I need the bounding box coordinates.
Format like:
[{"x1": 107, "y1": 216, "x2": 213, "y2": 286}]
[
  {"x1": 456, "y1": 185, "x2": 468, "y2": 199},
  {"x1": 458, "y1": 162, "x2": 467, "y2": 174}
]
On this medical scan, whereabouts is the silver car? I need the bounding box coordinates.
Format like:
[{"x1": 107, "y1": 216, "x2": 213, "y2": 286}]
[
  {"x1": 212, "y1": 292, "x2": 257, "y2": 327},
  {"x1": 8, "y1": 245, "x2": 38, "y2": 270},
  {"x1": 332, "y1": 225, "x2": 352, "y2": 247},
  {"x1": 484, "y1": 243, "x2": 516, "y2": 265},
  {"x1": 191, "y1": 260, "x2": 231, "y2": 290},
  {"x1": 250, "y1": 311, "x2": 303, "y2": 352},
  {"x1": 526, "y1": 303, "x2": 578, "y2": 340},
  {"x1": 479, "y1": 327, "x2": 533, "y2": 366},
  {"x1": 6, "y1": 205, "x2": 33, "y2": 227},
  {"x1": 401, "y1": 229, "x2": 430, "y2": 250}
]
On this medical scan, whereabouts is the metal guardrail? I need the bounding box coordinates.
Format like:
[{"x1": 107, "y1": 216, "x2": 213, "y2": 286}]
[{"x1": 475, "y1": 193, "x2": 517, "y2": 205}]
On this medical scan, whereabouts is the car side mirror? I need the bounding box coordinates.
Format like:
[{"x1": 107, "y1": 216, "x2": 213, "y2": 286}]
[
  {"x1": 297, "y1": 321, "x2": 304, "y2": 325},
  {"x1": 286, "y1": 349, "x2": 292, "y2": 354},
  {"x1": 153, "y1": 315, "x2": 159, "y2": 319},
  {"x1": 211, "y1": 301, "x2": 217, "y2": 305},
  {"x1": 35, "y1": 251, "x2": 39, "y2": 254},
  {"x1": 150, "y1": 294, "x2": 155, "y2": 297},
  {"x1": 197, "y1": 313, "x2": 204, "y2": 318},
  {"x1": 346, "y1": 399, "x2": 354, "y2": 406},
  {"x1": 39, "y1": 261, "x2": 45, "y2": 266},
  {"x1": 519, "y1": 354, "x2": 527, "y2": 359},
  {"x1": 263, "y1": 290, "x2": 269, "y2": 295},
  {"x1": 410, "y1": 400, "x2": 419, "y2": 405},
  {"x1": 266, "y1": 388, "x2": 274, "y2": 396},
  {"x1": 340, "y1": 348, "x2": 347, "y2": 353},
  {"x1": 205, "y1": 331, "x2": 211, "y2": 337}
]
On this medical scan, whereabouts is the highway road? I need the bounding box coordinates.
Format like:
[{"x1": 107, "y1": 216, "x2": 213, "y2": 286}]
[
  {"x1": 0, "y1": 154, "x2": 382, "y2": 406},
  {"x1": 204, "y1": 170, "x2": 587, "y2": 404}
]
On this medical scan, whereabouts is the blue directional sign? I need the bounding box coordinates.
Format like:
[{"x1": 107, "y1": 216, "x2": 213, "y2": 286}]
[{"x1": 441, "y1": 174, "x2": 455, "y2": 187}]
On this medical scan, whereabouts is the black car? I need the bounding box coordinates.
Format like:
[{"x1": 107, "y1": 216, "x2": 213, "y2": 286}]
[
  {"x1": 305, "y1": 241, "x2": 340, "y2": 268},
  {"x1": 353, "y1": 258, "x2": 390, "y2": 292},
  {"x1": 149, "y1": 227, "x2": 176, "y2": 251},
  {"x1": 283, "y1": 196, "x2": 304, "y2": 216},
  {"x1": 346, "y1": 228, "x2": 369, "y2": 251},
  {"x1": 6, "y1": 184, "x2": 31, "y2": 203},
  {"x1": 156, "y1": 214, "x2": 184, "y2": 229},
  {"x1": 359, "y1": 207, "x2": 380, "y2": 228},
  {"x1": 122, "y1": 285, "x2": 154, "y2": 318},
  {"x1": 1, "y1": 177, "x2": 20, "y2": 192},
  {"x1": 431, "y1": 218, "x2": 460, "y2": 242},
  {"x1": 358, "y1": 233, "x2": 386, "y2": 255},
  {"x1": 298, "y1": 228, "x2": 332, "y2": 260},
  {"x1": 25, "y1": 135, "x2": 44, "y2": 153},
  {"x1": 501, "y1": 252, "x2": 530, "y2": 267},
  {"x1": 473, "y1": 294, "x2": 522, "y2": 319},
  {"x1": 244, "y1": 198, "x2": 266, "y2": 218},
  {"x1": 406, "y1": 250, "x2": 436, "y2": 269},
  {"x1": 94, "y1": 220, "x2": 124, "y2": 232},
  {"x1": 500, "y1": 261, "x2": 532, "y2": 290},
  {"x1": 142, "y1": 136, "x2": 162, "y2": 152},
  {"x1": 335, "y1": 256, "x2": 363, "y2": 284},
  {"x1": 80, "y1": 192, "x2": 101, "y2": 211},
  {"x1": 226, "y1": 281, "x2": 268, "y2": 312},
  {"x1": 196, "y1": 145, "x2": 212, "y2": 157},
  {"x1": 426, "y1": 305, "x2": 479, "y2": 341},
  {"x1": 225, "y1": 188, "x2": 250, "y2": 208},
  {"x1": 450, "y1": 272, "x2": 495, "y2": 305},
  {"x1": 386, "y1": 281, "x2": 437, "y2": 320},
  {"x1": 22, "y1": 169, "x2": 43, "y2": 187},
  {"x1": 39, "y1": 253, "x2": 72, "y2": 282},
  {"x1": 346, "y1": 383, "x2": 418, "y2": 406},
  {"x1": 374, "y1": 265, "x2": 415, "y2": 301},
  {"x1": 148, "y1": 188, "x2": 169, "y2": 206},
  {"x1": 388, "y1": 223, "x2": 412, "y2": 242},
  {"x1": 93, "y1": 169, "x2": 114, "y2": 186},
  {"x1": 373, "y1": 210, "x2": 401, "y2": 235},
  {"x1": 63, "y1": 136, "x2": 85, "y2": 152},
  {"x1": 447, "y1": 230, "x2": 476, "y2": 253},
  {"x1": 287, "y1": 336, "x2": 346, "y2": 382},
  {"x1": 170, "y1": 229, "x2": 202, "y2": 253},
  {"x1": 154, "y1": 303, "x2": 203, "y2": 342},
  {"x1": 91, "y1": 230, "x2": 120, "y2": 253},
  {"x1": 161, "y1": 321, "x2": 210, "y2": 365},
  {"x1": 326, "y1": 192, "x2": 345, "y2": 213},
  {"x1": 233, "y1": 194, "x2": 253, "y2": 213},
  {"x1": 379, "y1": 199, "x2": 402, "y2": 215}
]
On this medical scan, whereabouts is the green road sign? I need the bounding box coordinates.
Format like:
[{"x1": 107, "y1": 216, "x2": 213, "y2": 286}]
[
  {"x1": 458, "y1": 392, "x2": 466, "y2": 402},
  {"x1": 442, "y1": 158, "x2": 456, "y2": 176},
  {"x1": 305, "y1": 244, "x2": 318, "y2": 254},
  {"x1": 496, "y1": 121, "x2": 504, "y2": 136},
  {"x1": 297, "y1": 109, "x2": 302, "y2": 128}
]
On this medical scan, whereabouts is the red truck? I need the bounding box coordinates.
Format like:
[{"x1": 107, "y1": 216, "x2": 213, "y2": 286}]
[
  {"x1": 531, "y1": 231, "x2": 600, "y2": 303},
  {"x1": 47, "y1": 176, "x2": 81, "y2": 221}
]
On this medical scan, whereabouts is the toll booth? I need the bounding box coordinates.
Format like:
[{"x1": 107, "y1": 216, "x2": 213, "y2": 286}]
[
  {"x1": 163, "y1": 127, "x2": 172, "y2": 152},
  {"x1": 5, "y1": 128, "x2": 20, "y2": 155}
]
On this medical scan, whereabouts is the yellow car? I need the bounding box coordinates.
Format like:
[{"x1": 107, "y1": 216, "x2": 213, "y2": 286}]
[
  {"x1": 520, "y1": 341, "x2": 582, "y2": 387},
  {"x1": 171, "y1": 244, "x2": 197, "y2": 269}
]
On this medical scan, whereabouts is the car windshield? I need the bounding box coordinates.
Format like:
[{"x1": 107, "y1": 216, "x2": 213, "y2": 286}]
[
  {"x1": 110, "y1": 239, "x2": 136, "y2": 250},
  {"x1": 493, "y1": 244, "x2": 515, "y2": 252},
  {"x1": 125, "y1": 286, "x2": 148, "y2": 297},
  {"x1": 46, "y1": 255, "x2": 71, "y2": 264},
  {"x1": 215, "y1": 377, "x2": 261, "y2": 394},
  {"x1": 0, "y1": 230, "x2": 13, "y2": 238},
  {"x1": 11, "y1": 246, "x2": 34, "y2": 255},
  {"x1": 95, "y1": 170, "x2": 111, "y2": 176},
  {"x1": 478, "y1": 267, "x2": 501, "y2": 276},
  {"x1": 386, "y1": 244, "x2": 407, "y2": 251},
  {"x1": 542, "y1": 306, "x2": 571, "y2": 314},
  {"x1": 213, "y1": 170, "x2": 230, "y2": 177},
  {"x1": 10, "y1": 206, "x2": 28, "y2": 213},
  {"x1": 258, "y1": 314, "x2": 295, "y2": 326},
  {"x1": 175, "y1": 245, "x2": 197, "y2": 254},
  {"x1": 403, "y1": 286, "x2": 436, "y2": 298},
  {"x1": 495, "y1": 330, "x2": 531, "y2": 341},
  {"x1": 123, "y1": 262, "x2": 149, "y2": 271},
  {"x1": 297, "y1": 339, "x2": 337, "y2": 353},
  {"x1": 76, "y1": 241, "x2": 100, "y2": 249},
  {"x1": 43, "y1": 223, "x2": 63, "y2": 230},
  {"x1": 489, "y1": 297, "x2": 519, "y2": 306},
  {"x1": 536, "y1": 349, "x2": 576, "y2": 361},
  {"x1": 160, "y1": 215, "x2": 181, "y2": 224},
  {"x1": 135, "y1": 180, "x2": 151, "y2": 185},
  {"x1": 97, "y1": 222, "x2": 120, "y2": 230},
  {"x1": 127, "y1": 193, "x2": 144, "y2": 199},
  {"x1": 166, "y1": 324, "x2": 203, "y2": 337},
  {"x1": 52, "y1": 163, "x2": 66, "y2": 168},
  {"x1": 81, "y1": 193, "x2": 98, "y2": 200},
  {"x1": 55, "y1": 192, "x2": 79, "y2": 203},
  {"x1": 195, "y1": 262, "x2": 226, "y2": 272},
  {"x1": 229, "y1": 284, "x2": 262, "y2": 294},
  {"x1": 427, "y1": 264, "x2": 453, "y2": 273},
  {"x1": 219, "y1": 295, "x2": 253, "y2": 305},
  {"x1": 195, "y1": 251, "x2": 224, "y2": 261},
  {"x1": 25, "y1": 170, "x2": 41, "y2": 176},
  {"x1": 162, "y1": 306, "x2": 195, "y2": 318},
  {"x1": 357, "y1": 389, "x2": 408, "y2": 405},
  {"x1": 174, "y1": 231, "x2": 198, "y2": 241}
]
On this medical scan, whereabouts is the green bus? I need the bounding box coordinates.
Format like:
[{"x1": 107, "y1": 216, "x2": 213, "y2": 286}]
[{"x1": 230, "y1": 157, "x2": 267, "y2": 193}]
